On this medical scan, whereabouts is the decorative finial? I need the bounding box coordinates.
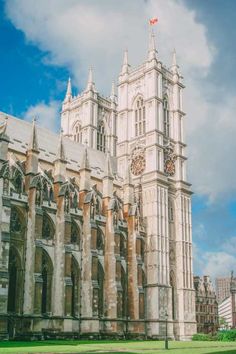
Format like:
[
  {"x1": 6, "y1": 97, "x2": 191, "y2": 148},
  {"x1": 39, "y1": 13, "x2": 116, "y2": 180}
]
[
  {"x1": 121, "y1": 49, "x2": 129, "y2": 75},
  {"x1": 29, "y1": 116, "x2": 39, "y2": 151},
  {"x1": 110, "y1": 81, "x2": 116, "y2": 102},
  {"x1": 64, "y1": 77, "x2": 72, "y2": 102},
  {"x1": 148, "y1": 29, "x2": 157, "y2": 61},
  {"x1": 86, "y1": 67, "x2": 95, "y2": 91},
  {"x1": 56, "y1": 128, "x2": 66, "y2": 161},
  {"x1": 104, "y1": 150, "x2": 113, "y2": 179},
  {"x1": 171, "y1": 48, "x2": 179, "y2": 74}
]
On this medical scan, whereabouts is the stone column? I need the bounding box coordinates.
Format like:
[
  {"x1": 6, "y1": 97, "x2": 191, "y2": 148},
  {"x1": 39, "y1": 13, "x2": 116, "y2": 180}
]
[
  {"x1": 52, "y1": 193, "x2": 65, "y2": 317},
  {"x1": 104, "y1": 203, "x2": 117, "y2": 333},
  {"x1": 23, "y1": 186, "x2": 37, "y2": 314}
]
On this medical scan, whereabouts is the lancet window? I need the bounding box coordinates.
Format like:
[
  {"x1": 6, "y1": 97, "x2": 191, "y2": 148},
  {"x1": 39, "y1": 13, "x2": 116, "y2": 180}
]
[
  {"x1": 135, "y1": 97, "x2": 146, "y2": 137},
  {"x1": 163, "y1": 97, "x2": 170, "y2": 138},
  {"x1": 73, "y1": 123, "x2": 82, "y2": 143},
  {"x1": 97, "y1": 121, "x2": 106, "y2": 152}
]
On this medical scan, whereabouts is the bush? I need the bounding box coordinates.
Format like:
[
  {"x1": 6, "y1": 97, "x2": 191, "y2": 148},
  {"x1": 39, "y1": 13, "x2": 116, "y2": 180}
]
[
  {"x1": 217, "y1": 329, "x2": 236, "y2": 341},
  {"x1": 192, "y1": 333, "x2": 211, "y2": 341}
]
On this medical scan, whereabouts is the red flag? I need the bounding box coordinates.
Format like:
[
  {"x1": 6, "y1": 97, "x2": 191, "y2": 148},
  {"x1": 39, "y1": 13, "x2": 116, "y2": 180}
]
[{"x1": 149, "y1": 18, "x2": 158, "y2": 25}]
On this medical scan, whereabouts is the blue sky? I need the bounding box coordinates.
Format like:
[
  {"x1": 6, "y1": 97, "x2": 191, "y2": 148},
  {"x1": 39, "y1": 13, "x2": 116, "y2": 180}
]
[{"x1": 1, "y1": 0, "x2": 236, "y2": 280}]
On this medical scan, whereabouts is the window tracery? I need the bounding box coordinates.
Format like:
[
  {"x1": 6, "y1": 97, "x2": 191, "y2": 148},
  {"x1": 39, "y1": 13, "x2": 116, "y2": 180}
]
[
  {"x1": 163, "y1": 97, "x2": 170, "y2": 138},
  {"x1": 73, "y1": 123, "x2": 82, "y2": 143},
  {"x1": 97, "y1": 120, "x2": 106, "y2": 152},
  {"x1": 135, "y1": 97, "x2": 146, "y2": 137}
]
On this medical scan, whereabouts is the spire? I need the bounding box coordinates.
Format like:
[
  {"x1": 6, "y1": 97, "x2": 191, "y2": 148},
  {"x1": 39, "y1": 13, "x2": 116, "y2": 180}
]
[
  {"x1": 121, "y1": 49, "x2": 129, "y2": 75},
  {"x1": 28, "y1": 117, "x2": 39, "y2": 152},
  {"x1": 56, "y1": 129, "x2": 66, "y2": 161},
  {"x1": 171, "y1": 48, "x2": 179, "y2": 74},
  {"x1": 64, "y1": 77, "x2": 72, "y2": 102},
  {"x1": 110, "y1": 81, "x2": 117, "y2": 102},
  {"x1": 86, "y1": 67, "x2": 95, "y2": 91},
  {"x1": 148, "y1": 29, "x2": 157, "y2": 61},
  {"x1": 81, "y1": 145, "x2": 90, "y2": 170},
  {"x1": 104, "y1": 151, "x2": 113, "y2": 179}
]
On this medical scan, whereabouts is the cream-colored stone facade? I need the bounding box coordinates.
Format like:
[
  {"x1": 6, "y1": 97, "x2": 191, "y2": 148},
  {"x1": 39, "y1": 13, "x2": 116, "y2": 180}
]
[{"x1": 0, "y1": 32, "x2": 196, "y2": 340}]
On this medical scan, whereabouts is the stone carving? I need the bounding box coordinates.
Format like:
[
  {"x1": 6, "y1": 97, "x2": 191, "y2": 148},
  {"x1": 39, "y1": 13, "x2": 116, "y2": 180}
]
[
  {"x1": 164, "y1": 143, "x2": 177, "y2": 177},
  {"x1": 130, "y1": 146, "x2": 146, "y2": 176}
]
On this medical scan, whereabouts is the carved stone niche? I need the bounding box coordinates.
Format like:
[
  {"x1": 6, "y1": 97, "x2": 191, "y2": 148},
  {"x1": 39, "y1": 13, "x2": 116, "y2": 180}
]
[{"x1": 164, "y1": 143, "x2": 177, "y2": 177}]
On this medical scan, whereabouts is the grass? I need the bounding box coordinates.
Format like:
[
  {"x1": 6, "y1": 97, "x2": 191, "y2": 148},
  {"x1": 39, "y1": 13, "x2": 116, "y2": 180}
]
[{"x1": 0, "y1": 340, "x2": 236, "y2": 354}]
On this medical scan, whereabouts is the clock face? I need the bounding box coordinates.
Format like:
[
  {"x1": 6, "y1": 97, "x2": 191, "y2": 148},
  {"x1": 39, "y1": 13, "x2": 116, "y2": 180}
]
[
  {"x1": 165, "y1": 159, "x2": 175, "y2": 176},
  {"x1": 131, "y1": 155, "x2": 146, "y2": 176}
]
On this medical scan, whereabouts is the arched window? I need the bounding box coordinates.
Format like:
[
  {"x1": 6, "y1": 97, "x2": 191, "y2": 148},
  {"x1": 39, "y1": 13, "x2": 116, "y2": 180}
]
[
  {"x1": 71, "y1": 221, "x2": 80, "y2": 246},
  {"x1": 7, "y1": 247, "x2": 22, "y2": 314},
  {"x1": 135, "y1": 97, "x2": 146, "y2": 137},
  {"x1": 41, "y1": 250, "x2": 53, "y2": 314},
  {"x1": 97, "y1": 121, "x2": 106, "y2": 152},
  {"x1": 42, "y1": 213, "x2": 54, "y2": 240},
  {"x1": 98, "y1": 261, "x2": 104, "y2": 317},
  {"x1": 97, "y1": 228, "x2": 104, "y2": 253},
  {"x1": 73, "y1": 123, "x2": 82, "y2": 143},
  {"x1": 13, "y1": 172, "x2": 23, "y2": 195},
  {"x1": 71, "y1": 256, "x2": 80, "y2": 317},
  {"x1": 10, "y1": 207, "x2": 23, "y2": 234},
  {"x1": 163, "y1": 97, "x2": 170, "y2": 138}
]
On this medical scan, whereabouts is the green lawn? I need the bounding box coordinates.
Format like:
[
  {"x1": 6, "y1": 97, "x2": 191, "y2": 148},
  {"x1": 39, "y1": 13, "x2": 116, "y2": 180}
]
[{"x1": 0, "y1": 340, "x2": 236, "y2": 354}]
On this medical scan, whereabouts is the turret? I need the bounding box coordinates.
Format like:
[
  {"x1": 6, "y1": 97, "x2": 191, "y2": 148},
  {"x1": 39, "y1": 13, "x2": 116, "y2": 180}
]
[
  {"x1": 79, "y1": 145, "x2": 91, "y2": 192},
  {"x1": 148, "y1": 29, "x2": 157, "y2": 61},
  {"x1": 64, "y1": 77, "x2": 72, "y2": 102},
  {"x1": 86, "y1": 67, "x2": 95, "y2": 91},
  {"x1": 170, "y1": 49, "x2": 180, "y2": 79},
  {"x1": 110, "y1": 81, "x2": 117, "y2": 103},
  {"x1": 54, "y1": 130, "x2": 67, "y2": 184},
  {"x1": 25, "y1": 118, "x2": 39, "y2": 189},
  {"x1": 103, "y1": 151, "x2": 114, "y2": 199},
  {"x1": 120, "y1": 49, "x2": 129, "y2": 76}
]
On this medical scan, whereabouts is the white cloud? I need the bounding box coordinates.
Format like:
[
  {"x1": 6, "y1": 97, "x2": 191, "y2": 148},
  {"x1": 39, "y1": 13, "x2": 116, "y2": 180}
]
[
  {"x1": 201, "y1": 252, "x2": 236, "y2": 279},
  {"x1": 4, "y1": 0, "x2": 236, "y2": 201},
  {"x1": 24, "y1": 100, "x2": 60, "y2": 131},
  {"x1": 194, "y1": 236, "x2": 236, "y2": 280}
]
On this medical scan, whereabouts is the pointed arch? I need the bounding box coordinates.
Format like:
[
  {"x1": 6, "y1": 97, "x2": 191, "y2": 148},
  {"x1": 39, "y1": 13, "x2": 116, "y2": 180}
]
[
  {"x1": 133, "y1": 95, "x2": 146, "y2": 137},
  {"x1": 10, "y1": 206, "x2": 26, "y2": 236},
  {"x1": 71, "y1": 256, "x2": 80, "y2": 317},
  {"x1": 42, "y1": 212, "x2": 55, "y2": 240},
  {"x1": 41, "y1": 249, "x2": 53, "y2": 314},
  {"x1": 7, "y1": 246, "x2": 23, "y2": 314},
  {"x1": 163, "y1": 95, "x2": 170, "y2": 138},
  {"x1": 97, "y1": 227, "x2": 104, "y2": 254},
  {"x1": 71, "y1": 220, "x2": 81, "y2": 247},
  {"x1": 72, "y1": 120, "x2": 82, "y2": 143},
  {"x1": 97, "y1": 120, "x2": 106, "y2": 152},
  {"x1": 98, "y1": 260, "x2": 104, "y2": 317}
]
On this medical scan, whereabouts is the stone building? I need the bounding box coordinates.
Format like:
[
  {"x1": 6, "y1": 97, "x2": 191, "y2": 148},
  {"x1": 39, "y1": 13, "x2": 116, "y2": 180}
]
[
  {"x1": 216, "y1": 275, "x2": 236, "y2": 304},
  {"x1": 0, "y1": 32, "x2": 196, "y2": 340},
  {"x1": 194, "y1": 276, "x2": 218, "y2": 334},
  {"x1": 218, "y1": 272, "x2": 236, "y2": 328}
]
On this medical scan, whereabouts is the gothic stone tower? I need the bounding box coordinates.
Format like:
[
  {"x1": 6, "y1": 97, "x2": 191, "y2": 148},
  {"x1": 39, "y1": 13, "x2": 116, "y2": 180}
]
[{"x1": 117, "y1": 32, "x2": 196, "y2": 339}]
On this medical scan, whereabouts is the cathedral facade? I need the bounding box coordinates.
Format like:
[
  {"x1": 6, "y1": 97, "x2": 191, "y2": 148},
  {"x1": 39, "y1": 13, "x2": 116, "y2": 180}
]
[{"x1": 0, "y1": 33, "x2": 196, "y2": 340}]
